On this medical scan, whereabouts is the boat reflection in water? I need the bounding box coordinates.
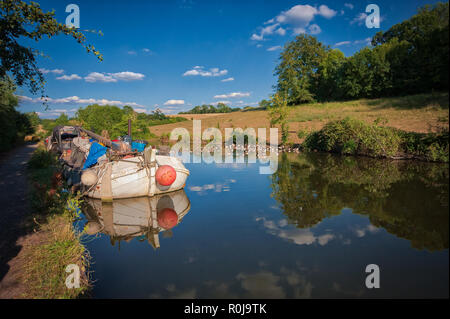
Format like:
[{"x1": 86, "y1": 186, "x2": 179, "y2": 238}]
[{"x1": 82, "y1": 190, "x2": 190, "y2": 248}]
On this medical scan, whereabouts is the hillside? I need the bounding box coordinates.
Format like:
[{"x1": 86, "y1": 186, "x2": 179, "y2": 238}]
[{"x1": 150, "y1": 92, "x2": 449, "y2": 145}]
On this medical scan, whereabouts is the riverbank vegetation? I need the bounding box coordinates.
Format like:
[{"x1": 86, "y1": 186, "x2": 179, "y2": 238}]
[
  {"x1": 179, "y1": 102, "x2": 241, "y2": 114},
  {"x1": 302, "y1": 117, "x2": 449, "y2": 162},
  {"x1": 0, "y1": 78, "x2": 36, "y2": 152},
  {"x1": 19, "y1": 147, "x2": 90, "y2": 298},
  {"x1": 148, "y1": 92, "x2": 448, "y2": 150},
  {"x1": 32, "y1": 104, "x2": 187, "y2": 142}
]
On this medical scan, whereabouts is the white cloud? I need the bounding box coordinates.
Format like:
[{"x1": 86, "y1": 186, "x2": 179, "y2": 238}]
[
  {"x1": 221, "y1": 77, "x2": 234, "y2": 82},
  {"x1": 334, "y1": 37, "x2": 372, "y2": 47},
  {"x1": 251, "y1": 23, "x2": 287, "y2": 41},
  {"x1": 183, "y1": 66, "x2": 228, "y2": 77},
  {"x1": 308, "y1": 24, "x2": 321, "y2": 35},
  {"x1": 84, "y1": 72, "x2": 117, "y2": 83},
  {"x1": 251, "y1": 4, "x2": 335, "y2": 40},
  {"x1": 344, "y1": 3, "x2": 354, "y2": 10},
  {"x1": 276, "y1": 5, "x2": 318, "y2": 26},
  {"x1": 17, "y1": 95, "x2": 145, "y2": 108},
  {"x1": 39, "y1": 68, "x2": 64, "y2": 75},
  {"x1": 111, "y1": 71, "x2": 145, "y2": 81},
  {"x1": 350, "y1": 12, "x2": 367, "y2": 25},
  {"x1": 18, "y1": 95, "x2": 33, "y2": 102},
  {"x1": 127, "y1": 50, "x2": 137, "y2": 55},
  {"x1": 236, "y1": 271, "x2": 286, "y2": 299},
  {"x1": 318, "y1": 5, "x2": 337, "y2": 18},
  {"x1": 189, "y1": 179, "x2": 235, "y2": 195},
  {"x1": 293, "y1": 27, "x2": 306, "y2": 35},
  {"x1": 164, "y1": 99, "x2": 185, "y2": 106},
  {"x1": 84, "y1": 71, "x2": 145, "y2": 82},
  {"x1": 250, "y1": 33, "x2": 264, "y2": 41},
  {"x1": 211, "y1": 100, "x2": 231, "y2": 106},
  {"x1": 256, "y1": 216, "x2": 336, "y2": 246},
  {"x1": 213, "y1": 92, "x2": 250, "y2": 99},
  {"x1": 354, "y1": 37, "x2": 372, "y2": 46},
  {"x1": 56, "y1": 74, "x2": 82, "y2": 81},
  {"x1": 354, "y1": 225, "x2": 379, "y2": 238},
  {"x1": 334, "y1": 41, "x2": 351, "y2": 47},
  {"x1": 267, "y1": 45, "x2": 282, "y2": 51}
]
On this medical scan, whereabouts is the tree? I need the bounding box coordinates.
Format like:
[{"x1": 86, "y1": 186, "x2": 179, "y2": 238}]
[
  {"x1": 25, "y1": 111, "x2": 40, "y2": 129},
  {"x1": 316, "y1": 49, "x2": 346, "y2": 101},
  {"x1": 76, "y1": 104, "x2": 123, "y2": 134},
  {"x1": 0, "y1": 0, "x2": 103, "y2": 95},
  {"x1": 275, "y1": 34, "x2": 329, "y2": 105},
  {"x1": 268, "y1": 92, "x2": 289, "y2": 144},
  {"x1": 54, "y1": 113, "x2": 69, "y2": 126},
  {"x1": 371, "y1": 2, "x2": 449, "y2": 94},
  {"x1": 259, "y1": 99, "x2": 271, "y2": 109},
  {"x1": 0, "y1": 76, "x2": 32, "y2": 151}
]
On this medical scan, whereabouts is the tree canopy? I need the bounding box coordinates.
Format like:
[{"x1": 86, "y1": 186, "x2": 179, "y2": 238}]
[
  {"x1": 0, "y1": 76, "x2": 33, "y2": 151},
  {"x1": 179, "y1": 103, "x2": 240, "y2": 114},
  {"x1": 273, "y1": 2, "x2": 449, "y2": 104},
  {"x1": 0, "y1": 0, "x2": 103, "y2": 95}
]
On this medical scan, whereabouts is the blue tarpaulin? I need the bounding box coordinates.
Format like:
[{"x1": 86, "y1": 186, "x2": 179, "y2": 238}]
[
  {"x1": 83, "y1": 142, "x2": 107, "y2": 170},
  {"x1": 131, "y1": 141, "x2": 146, "y2": 152}
]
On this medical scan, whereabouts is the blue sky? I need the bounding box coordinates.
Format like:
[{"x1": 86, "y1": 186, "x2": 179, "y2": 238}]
[{"x1": 15, "y1": 0, "x2": 442, "y2": 118}]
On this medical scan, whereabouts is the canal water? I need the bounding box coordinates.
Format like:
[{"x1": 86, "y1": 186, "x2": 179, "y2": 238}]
[{"x1": 78, "y1": 153, "x2": 449, "y2": 298}]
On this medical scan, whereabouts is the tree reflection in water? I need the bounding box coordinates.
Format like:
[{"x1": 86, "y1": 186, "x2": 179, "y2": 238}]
[{"x1": 271, "y1": 153, "x2": 449, "y2": 251}]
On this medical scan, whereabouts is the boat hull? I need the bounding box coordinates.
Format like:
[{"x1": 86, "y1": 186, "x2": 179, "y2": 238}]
[{"x1": 80, "y1": 155, "x2": 189, "y2": 199}]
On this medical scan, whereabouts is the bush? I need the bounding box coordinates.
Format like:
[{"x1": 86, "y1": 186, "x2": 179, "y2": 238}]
[
  {"x1": 399, "y1": 130, "x2": 449, "y2": 162},
  {"x1": 28, "y1": 148, "x2": 57, "y2": 169},
  {"x1": 303, "y1": 117, "x2": 401, "y2": 157},
  {"x1": 302, "y1": 118, "x2": 449, "y2": 162}
]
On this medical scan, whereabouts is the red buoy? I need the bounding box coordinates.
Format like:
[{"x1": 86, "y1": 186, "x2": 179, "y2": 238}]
[
  {"x1": 155, "y1": 165, "x2": 176, "y2": 186},
  {"x1": 157, "y1": 208, "x2": 178, "y2": 229}
]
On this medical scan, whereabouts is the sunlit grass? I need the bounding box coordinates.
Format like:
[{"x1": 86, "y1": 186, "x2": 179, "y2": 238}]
[{"x1": 20, "y1": 147, "x2": 90, "y2": 299}]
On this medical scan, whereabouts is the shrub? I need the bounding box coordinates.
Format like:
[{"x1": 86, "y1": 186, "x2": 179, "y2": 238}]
[
  {"x1": 27, "y1": 148, "x2": 57, "y2": 169},
  {"x1": 302, "y1": 118, "x2": 449, "y2": 162},
  {"x1": 303, "y1": 117, "x2": 401, "y2": 157},
  {"x1": 399, "y1": 130, "x2": 449, "y2": 162}
]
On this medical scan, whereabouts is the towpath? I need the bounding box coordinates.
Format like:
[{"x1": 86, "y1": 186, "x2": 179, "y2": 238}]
[{"x1": 0, "y1": 143, "x2": 37, "y2": 298}]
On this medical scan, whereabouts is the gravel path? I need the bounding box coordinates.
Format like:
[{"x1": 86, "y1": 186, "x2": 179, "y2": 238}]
[{"x1": 0, "y1": 143, "x2": 38, "y2": 298}]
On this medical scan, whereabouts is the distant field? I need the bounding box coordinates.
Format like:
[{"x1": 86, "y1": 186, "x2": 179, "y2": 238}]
[
  {"x1": 168, "y1": 113, "x2": 225, "y2": 120},
  {"x1": 151, "y1": 93, "x2": 449, "y2": 144}
]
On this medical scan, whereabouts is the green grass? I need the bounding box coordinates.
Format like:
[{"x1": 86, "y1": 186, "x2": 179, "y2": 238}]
[
  {"x1": 303, "y1": 117, "x2": 449, "y2": 162},
  {"x1": 22, "y1": 147, "x2": 90, "y2": 299}
]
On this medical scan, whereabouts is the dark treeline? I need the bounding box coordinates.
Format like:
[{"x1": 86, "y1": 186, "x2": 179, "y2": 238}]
[
  {"x1": 0, "y1": 77, "x2": 36, "y2": 152},
  {"x1": 275, "y1": 2, "x2": 449, "y2": 105},
  {"x1": 40, "y1": 104, "x2": 187, "y2": 140},
  {"x1": 179, "y1": 102, "x2": 240, "y2": 114}
]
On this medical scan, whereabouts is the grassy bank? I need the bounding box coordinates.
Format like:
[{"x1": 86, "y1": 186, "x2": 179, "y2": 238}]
[
  {"x1": 148, "y1": 92, "x2": 449, "y2": 146},
  {"x1": 19, "y1": 148, "x2": 90, "y2": 298},
  {"x1": 302, "y1": 117, "x2": 449, "y2": 162}
]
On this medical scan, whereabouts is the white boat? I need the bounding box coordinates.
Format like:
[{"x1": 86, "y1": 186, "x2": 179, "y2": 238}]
[
  {"x1": 83, "y1": 189, "x2": 191, "y2": 248},
  {"x1": 80, "y1": 151, "x2": 190, "y2": 200},
  {"x1": 47, "y1": 126, "x2": 190, "y2": 200}
]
